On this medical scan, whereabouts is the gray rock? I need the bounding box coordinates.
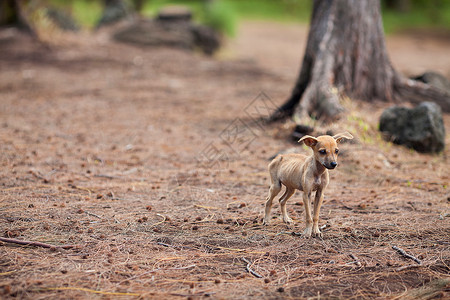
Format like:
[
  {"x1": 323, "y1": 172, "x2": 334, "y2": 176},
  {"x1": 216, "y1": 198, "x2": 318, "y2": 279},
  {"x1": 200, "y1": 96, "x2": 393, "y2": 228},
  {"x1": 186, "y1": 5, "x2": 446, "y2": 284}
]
[
  {"x1": 379, "y1": 102, "x2": 445, "y2": 153},
  {"x1": 113, "y1": 19, "x2": 220, "y2": 55}
]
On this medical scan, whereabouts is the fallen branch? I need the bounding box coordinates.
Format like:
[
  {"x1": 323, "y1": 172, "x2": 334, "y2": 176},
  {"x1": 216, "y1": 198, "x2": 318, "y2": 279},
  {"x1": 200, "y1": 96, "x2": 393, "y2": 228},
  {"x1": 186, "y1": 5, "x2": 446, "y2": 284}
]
[
  {"x1": 241, "y1": 258, "x2": 263, "y2": 278},
  {"x1": 0, "y1": 237, "x2": 78, "y2": 249},
  {"x1": 392, "y1": 246, "x2": 422, "y2": 264}
]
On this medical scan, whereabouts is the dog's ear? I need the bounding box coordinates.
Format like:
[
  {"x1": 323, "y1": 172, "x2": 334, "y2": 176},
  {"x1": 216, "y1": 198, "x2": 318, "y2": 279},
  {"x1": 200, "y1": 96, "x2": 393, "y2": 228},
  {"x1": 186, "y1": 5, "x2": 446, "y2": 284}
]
[
  {"x1": 333, "y1": 132, "x2": 353, "y2": 144},
  {"x1": 298, "y1": 135, "x2": 318, "y2": 147}
]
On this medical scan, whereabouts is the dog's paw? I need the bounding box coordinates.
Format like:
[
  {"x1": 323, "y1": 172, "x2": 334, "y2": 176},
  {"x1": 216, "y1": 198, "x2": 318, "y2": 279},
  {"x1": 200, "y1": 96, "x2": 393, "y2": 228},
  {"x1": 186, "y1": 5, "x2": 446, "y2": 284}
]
[
  {"x1": 283, "y1": 216, "x2": 293, "y2": 224},
  {"x1": 303, "y1": 227, "x2": 312, "y2": 238},
  {"x1": 262, "y1": 218, "x2": 270, "y2": 225},
  {"x1": 312, "y1": 229, "x2": 322, "y2": 238}
]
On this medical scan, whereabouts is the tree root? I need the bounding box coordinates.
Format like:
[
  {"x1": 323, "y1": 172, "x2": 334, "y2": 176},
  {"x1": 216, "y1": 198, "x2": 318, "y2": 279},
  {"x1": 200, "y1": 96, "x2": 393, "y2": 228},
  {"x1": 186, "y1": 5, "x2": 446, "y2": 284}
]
[
  {"x1": 0, "y1": 237, "x2": 79, "y2": 249},
  {"x1": 394, "y1": 76, "x2": 450, "y2": 113}
]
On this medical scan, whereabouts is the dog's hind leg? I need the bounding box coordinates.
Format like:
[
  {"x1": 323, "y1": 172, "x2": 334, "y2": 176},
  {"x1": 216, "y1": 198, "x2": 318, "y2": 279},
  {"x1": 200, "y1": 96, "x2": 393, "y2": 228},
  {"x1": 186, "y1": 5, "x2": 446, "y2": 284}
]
[
  {"x1": 280, "y1": 187, "x2": 295, "y2": 224},
  {"x1": 263, "y1": 180, "x2": 282, "y2": 225}
]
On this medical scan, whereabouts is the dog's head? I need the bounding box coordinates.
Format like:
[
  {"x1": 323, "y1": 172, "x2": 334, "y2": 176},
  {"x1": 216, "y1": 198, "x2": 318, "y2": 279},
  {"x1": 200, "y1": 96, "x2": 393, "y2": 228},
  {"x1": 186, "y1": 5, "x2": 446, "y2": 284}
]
[{"x1": 299, "y1": 132, "x2": 353, "y2": 169}]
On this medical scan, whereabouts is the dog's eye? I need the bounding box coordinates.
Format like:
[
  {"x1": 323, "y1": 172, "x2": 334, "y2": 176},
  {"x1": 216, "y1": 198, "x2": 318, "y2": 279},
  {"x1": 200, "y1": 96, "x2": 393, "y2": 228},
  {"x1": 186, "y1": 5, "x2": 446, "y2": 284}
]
[
  {"x1": 319, "y1": 149, "x2": 326, "y2": 155},
  {"x1": 335, "y1": 149, "x2": 339, "y2": 154}
]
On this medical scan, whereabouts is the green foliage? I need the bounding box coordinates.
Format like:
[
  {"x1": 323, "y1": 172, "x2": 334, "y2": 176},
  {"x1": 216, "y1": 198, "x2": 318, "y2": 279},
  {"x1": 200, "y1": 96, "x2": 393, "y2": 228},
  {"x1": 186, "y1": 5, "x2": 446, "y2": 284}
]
[
  {"x1": 71, "y1": 0, "x2": 103, "y2": 28},
  {"x1": 203, "y1": 0, "x2": 236, "y2": 36},
  {"x1": 225, "y1": 0, "x2": 312, "y2": 23},
  {"x1": 47, "y1": 0, "x2": 102, "y2": 28},
  {"x1": 381, "y1": 0, "x2": 450, "y2": 32}
]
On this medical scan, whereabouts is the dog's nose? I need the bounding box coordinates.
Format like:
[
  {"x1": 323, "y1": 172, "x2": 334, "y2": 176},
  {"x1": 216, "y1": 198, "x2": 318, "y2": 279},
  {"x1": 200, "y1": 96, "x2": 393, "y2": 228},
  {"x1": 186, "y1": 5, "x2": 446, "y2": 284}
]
[{"x1": 330, "y1": 162, "x2": 337, "y2": 168}]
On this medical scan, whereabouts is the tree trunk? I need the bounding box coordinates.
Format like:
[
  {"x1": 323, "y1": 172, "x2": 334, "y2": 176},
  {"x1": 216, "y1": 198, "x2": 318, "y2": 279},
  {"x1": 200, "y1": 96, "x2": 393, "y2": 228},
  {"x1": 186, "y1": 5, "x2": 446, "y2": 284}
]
[
  {"x1": 0, "y1": 0, "x2": 37, "y2": 37},
  {"x1": 271, "y1": 0, "x2": 450, "y2": 122},
  {"x1": 96, "y1": 0, "x2": 130, "y2": 29}
]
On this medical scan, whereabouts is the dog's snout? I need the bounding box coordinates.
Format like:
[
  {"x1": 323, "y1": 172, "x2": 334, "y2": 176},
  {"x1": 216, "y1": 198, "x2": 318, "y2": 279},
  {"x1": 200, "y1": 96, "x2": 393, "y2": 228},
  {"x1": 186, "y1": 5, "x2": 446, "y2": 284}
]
[{"x1": 330, "y1": 162, "x2": 337, "y2": 169}]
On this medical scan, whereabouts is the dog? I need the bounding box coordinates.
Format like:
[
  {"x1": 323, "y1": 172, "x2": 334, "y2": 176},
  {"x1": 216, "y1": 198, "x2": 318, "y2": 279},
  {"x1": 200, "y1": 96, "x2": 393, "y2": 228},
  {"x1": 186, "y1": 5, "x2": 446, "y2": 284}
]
[{"x1": 263, "y1": 132, "x2": 353, "y2": 237}]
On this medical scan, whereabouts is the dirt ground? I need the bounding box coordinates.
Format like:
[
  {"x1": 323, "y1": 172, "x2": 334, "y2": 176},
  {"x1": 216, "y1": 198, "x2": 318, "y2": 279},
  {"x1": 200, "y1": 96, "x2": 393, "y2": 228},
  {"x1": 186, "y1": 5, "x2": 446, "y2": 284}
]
[{"x1": 0, "y1": 21, "x2": 449, "y2": 299}]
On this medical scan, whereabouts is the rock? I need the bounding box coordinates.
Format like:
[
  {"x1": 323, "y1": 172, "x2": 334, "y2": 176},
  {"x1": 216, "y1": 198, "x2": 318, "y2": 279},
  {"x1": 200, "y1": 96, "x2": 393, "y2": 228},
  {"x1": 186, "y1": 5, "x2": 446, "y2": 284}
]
[
  {"x1": 113, "y1": 19, "x2": 194, "y2": 50},
  {"x1": 412, "y1": 71, "x2": 450, "y2": 93},
  {"x1": 157, "y1": 5, "x2": 193, "y2": 22},
  {"x1": 113, "y1": 18, "x2": 221, "y2": 55},
  {"x1": 379, "y1": 102, "x2": 445, "y2": 153}
]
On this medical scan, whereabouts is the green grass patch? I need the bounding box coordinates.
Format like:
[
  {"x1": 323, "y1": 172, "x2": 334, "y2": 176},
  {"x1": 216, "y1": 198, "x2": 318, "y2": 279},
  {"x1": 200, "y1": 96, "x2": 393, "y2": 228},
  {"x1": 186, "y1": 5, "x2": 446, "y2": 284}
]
[{"x1": 382, "y1": 8, "x2": 450, "y2": 33}]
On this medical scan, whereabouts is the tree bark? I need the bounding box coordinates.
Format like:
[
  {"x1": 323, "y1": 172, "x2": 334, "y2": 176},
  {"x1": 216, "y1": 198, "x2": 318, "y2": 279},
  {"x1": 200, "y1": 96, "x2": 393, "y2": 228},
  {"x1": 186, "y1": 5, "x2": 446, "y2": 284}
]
[
  {"x1": 0, "y1": 0, "x2": 37, "y2": 37},
  {"x1": 96, "y1": 0, "x2": 130, "y2": 29},
  {"x1": 271, "y1": 0, "x2": 450, "y2": 122}
]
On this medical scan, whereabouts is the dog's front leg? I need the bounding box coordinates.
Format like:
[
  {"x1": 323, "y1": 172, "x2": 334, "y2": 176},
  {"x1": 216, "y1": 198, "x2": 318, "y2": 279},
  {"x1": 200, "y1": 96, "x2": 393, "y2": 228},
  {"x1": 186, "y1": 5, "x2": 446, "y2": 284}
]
[
  {"x1": 302, "y1": 191, "x2": 313, "y2": 237},
  {"x1": 312, "y1": 188, "x2": 324, "y2": 237}
]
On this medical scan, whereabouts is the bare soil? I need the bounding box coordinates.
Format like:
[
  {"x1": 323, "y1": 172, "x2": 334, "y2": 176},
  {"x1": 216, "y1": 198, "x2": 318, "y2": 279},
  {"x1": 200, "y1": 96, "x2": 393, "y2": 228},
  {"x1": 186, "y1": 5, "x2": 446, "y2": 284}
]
[{"x1": 0, "y1": 21, "x2": 449, "y2": 299}]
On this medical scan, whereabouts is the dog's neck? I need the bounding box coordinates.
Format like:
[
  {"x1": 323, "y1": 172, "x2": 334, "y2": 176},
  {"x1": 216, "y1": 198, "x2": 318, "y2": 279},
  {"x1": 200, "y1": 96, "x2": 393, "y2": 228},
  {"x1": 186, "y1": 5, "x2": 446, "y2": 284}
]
[{"x1": 312, "y1": 157, "x2": 327, "y2": 176}]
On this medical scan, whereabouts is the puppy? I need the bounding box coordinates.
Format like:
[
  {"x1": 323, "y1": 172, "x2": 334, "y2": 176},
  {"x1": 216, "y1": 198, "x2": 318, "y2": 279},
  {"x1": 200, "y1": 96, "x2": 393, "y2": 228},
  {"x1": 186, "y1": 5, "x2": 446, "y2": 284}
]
[{"x1": 263, "y1": 132, "x2": 353, "y2": 237}]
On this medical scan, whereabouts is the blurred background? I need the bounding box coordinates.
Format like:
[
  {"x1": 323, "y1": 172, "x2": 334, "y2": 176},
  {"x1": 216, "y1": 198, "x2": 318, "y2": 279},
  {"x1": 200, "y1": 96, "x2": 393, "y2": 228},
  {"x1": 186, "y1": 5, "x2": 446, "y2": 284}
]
[{"x1": 1, "y1": 0, "x2": 450, "y2": 37}]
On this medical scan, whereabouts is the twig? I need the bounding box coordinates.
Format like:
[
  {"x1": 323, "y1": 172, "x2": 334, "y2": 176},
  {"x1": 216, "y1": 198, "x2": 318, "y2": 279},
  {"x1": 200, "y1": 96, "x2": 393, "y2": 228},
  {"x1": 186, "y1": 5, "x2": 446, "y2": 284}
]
[
  {"x1": 349, "y1": 253, "x2": 362, "y2": 267},
  {"x1": 396, "y1": 264, "x2": 422, "y2": 272},
  {"x1": 156, "y1": 242, "x2": 192, "y2": 250},
  {"x1": 94, "y1": 174, "x2": 121, "y2": 179},
  {"x1": 194, "y1": 204, "x2": 218, "y2": 210},
  {"x1": 45, "y1": 287, "x2": 140, "y2": 296},
  {"x1": 0, "y1": 237, "x2": 79, "y2": 249},
  {"x1": 29, "y1": 169, "x2": 50, "y2": 183},
  {"x1": 339, "y1": 201, "x2": 353, "y2": 210},
  {"x1": 85, "y1": 211, "x2": 101, "y2": 219},
  {"x1": 392, "y1": 246, "x2": 422, "y2": 264},
  {"x1": 170, "y1": 291, "x2": 215, "y2": 297},
  {"x1": 241, "y1": 258, "x2": 263, "y2": 278},
  {"x1": 151, "y1": 214, "x2": 166, "y2": 227}
]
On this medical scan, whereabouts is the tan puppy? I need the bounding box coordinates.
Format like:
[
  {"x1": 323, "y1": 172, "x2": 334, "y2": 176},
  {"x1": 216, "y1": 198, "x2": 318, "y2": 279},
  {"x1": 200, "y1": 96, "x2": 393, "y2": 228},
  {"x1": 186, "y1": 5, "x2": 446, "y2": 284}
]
[{"x1": 263, "y1": 132, "x2": 353, "y2": 237}]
